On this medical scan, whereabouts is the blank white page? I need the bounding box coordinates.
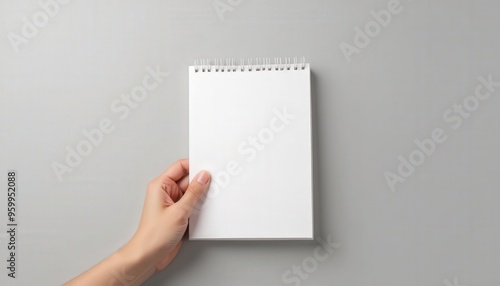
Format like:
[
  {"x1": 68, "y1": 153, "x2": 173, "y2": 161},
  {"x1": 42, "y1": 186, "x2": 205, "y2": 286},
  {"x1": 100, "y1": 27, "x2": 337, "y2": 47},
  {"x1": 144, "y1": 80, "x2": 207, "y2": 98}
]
[{"x1": 188, "y1": 62, "x2": 313, "y2": 240}]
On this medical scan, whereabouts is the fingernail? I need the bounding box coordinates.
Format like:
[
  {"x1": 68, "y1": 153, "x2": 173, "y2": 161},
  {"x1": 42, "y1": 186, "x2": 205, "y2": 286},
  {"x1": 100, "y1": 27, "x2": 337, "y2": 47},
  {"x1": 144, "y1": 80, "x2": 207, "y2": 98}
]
[{"x1": 196, "y1": 170, "x2": 210, "y2": 185}]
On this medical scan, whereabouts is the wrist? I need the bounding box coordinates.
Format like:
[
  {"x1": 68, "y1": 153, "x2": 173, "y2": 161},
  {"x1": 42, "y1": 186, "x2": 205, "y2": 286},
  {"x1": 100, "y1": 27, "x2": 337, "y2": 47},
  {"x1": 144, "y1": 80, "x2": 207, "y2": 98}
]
[
  {"x1": 112, "y1": 240, "x2": 155, "y2": 285},
  {"x1": 119, "y1": 238, "x2": 147, "y2": 265}
]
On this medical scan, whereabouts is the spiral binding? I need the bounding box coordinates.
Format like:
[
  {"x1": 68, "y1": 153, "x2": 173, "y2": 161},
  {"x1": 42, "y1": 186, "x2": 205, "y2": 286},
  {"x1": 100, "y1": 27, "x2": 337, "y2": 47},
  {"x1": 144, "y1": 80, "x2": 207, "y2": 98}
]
[{"x1": 193, "y1": 57, "x2": 307, "y2": 73}]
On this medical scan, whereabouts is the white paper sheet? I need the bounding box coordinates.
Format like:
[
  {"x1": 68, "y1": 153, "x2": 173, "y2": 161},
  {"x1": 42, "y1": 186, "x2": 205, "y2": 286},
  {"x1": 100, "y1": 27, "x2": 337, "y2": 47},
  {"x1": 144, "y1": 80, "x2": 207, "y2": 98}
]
[{"x1": 189, "y1": 63, "x2": 313, "y2": 240}]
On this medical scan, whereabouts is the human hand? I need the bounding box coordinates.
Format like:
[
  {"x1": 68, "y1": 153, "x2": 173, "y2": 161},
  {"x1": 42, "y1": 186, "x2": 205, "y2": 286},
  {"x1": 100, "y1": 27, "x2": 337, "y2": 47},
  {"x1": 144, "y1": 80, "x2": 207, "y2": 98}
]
[
  {"x1": 124, "y1": 159, "x2": 211, "y2": 273},
  {"x1": 65, "y1": 159, "x2": 211, "y2": 286}
]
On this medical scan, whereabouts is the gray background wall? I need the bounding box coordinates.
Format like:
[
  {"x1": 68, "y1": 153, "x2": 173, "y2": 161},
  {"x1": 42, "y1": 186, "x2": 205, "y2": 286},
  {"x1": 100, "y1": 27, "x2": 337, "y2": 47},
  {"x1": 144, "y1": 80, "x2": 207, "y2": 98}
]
[{"x1": 1, "y1": 0, "x2": 499, "y2": 285}]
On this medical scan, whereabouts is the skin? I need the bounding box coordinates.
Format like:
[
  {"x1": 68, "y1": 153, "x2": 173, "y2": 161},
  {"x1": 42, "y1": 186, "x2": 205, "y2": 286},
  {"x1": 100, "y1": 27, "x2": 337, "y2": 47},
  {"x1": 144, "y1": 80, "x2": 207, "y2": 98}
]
[{"x1": 65, "y1": 159, "x2": 211, "y2": 285}]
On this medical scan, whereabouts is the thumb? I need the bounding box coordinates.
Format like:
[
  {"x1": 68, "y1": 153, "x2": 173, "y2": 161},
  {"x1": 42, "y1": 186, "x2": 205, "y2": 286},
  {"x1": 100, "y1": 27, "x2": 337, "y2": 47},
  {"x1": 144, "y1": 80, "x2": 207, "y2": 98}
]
[{"x1": 177, "y1": 170, "x2": 211, "y2": 214}]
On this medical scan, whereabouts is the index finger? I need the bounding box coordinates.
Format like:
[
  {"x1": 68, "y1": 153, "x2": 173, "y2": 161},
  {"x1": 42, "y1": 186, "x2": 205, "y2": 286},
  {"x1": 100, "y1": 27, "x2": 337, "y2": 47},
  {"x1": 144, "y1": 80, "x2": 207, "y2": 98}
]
[{"x1": 156, "y1": 159, "x2": 189, "y2": 182}]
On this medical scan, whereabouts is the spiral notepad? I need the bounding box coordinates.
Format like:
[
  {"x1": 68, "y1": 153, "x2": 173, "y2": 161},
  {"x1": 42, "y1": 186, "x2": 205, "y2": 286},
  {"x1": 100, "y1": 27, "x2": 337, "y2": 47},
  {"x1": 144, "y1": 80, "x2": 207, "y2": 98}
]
[{"x1": 189, "y1": 57, "x2": 313, "y2": 240}]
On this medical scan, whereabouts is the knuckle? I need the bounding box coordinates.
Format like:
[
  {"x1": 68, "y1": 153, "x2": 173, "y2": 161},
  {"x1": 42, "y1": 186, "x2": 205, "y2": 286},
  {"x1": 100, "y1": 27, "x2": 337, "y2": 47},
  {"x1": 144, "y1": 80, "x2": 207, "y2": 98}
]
[
  {"x1": 146, "y1": 182, "x2": 156, "y2": 193},
  {"x1": 147, "y1": 178, "x2": 159, "y2": 190},
  {"x1": 187, "y1": 185, "x2": 204, "y2": 201}
]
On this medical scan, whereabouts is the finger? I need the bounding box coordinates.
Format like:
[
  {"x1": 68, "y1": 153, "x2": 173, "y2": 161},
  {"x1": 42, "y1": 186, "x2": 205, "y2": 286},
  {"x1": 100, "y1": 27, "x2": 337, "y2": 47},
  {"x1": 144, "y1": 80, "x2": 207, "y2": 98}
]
[
  {"x1": 177, "y1": 170, "x2": 211, "y2": 213},
  {"x1": 163, "y1": 180, "x2": 183, "y2": 204},
  {"x1": 177, "y1": 175, "x2": 190, "y2": 191},
  {"x1": 156, "y1": 159, "x2": 189, "y2": 183}
]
